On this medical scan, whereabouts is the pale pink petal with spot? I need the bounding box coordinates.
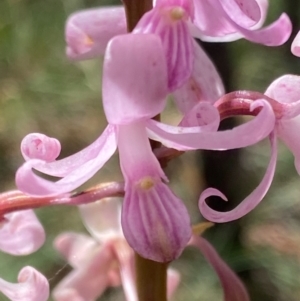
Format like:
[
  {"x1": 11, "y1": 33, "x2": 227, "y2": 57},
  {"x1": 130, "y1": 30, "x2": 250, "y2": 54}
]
[{"x1": 65, "y1": 6, "x2": 127, "y2": 60}]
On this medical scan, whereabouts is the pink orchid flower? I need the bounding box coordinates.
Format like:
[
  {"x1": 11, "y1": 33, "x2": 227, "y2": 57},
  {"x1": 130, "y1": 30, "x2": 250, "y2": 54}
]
[
  {"x1": 0, "y1": 191, "x2": 45, "y2": 255},
  {"x1": 54, "y1": 197, "x2": 249, "y2": 301},
  {"x1": 53, "y1": 198, "x2": 180, "y2": 301},
  {"x1": 16, "y1": 34, "x2": 275, "y2": 261},
  {"x1": 65, "y1": 0, "x2": 291, "y2": 93},
  {"x1": 0, "y1": 266, "x2": 49, "y2": 301},
  {"x1": 199, "y1": 75, "x2": 300, "y2": 223}
]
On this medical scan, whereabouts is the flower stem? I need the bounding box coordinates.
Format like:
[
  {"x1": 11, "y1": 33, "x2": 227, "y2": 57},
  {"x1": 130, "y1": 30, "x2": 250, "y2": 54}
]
[
  {"x1": 121, "y1": 2, "x2": 168, "y2": 301},
  {"x1": 122, "y1": 0, "x2": 152, "y2": 31},
  {"x1": 135, "y1": 253, "x2": 168, "y2": 301}
]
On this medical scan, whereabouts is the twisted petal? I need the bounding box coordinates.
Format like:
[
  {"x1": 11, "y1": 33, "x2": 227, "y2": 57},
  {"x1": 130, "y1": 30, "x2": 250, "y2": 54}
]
[
  {"x1": 192, "y1": 0, "x2": 291, "y2": 46},
  {"x1": 190, "y1": 236, "x2": 249, "y2": 301},
  {"x1": 16, "y1": 125, "x2": 117, "y2": 196},
  {"x1": 65, "y1": 6, "x2": 127, "y2": 60},
  {"x1": 103, "y1": 34, "x2": 168, "y2": 124},
  {"x1": 19, "y1": 125, "x2": 115, "y2": 178},
  {"x1": 147, "y1": 100, "x2": 275, "y2": 151},
  {"x1": 199, "y1": 132, "x2": 277, "y2": 222},
  {"x1": 291, "y1": 31, "x2": 300, "y2": 57},
  {"x1": 134, "y1": 4, "x2": 194, "y2": 91},
  {"x1": 21, "y1": 133, "x2": 61, "y2": 162},
  {"x1": 79, "y1": 197, "x2": 122, "y2": 242},
  {"x1": 0, "y1": 210, "x2": 45, "y2": 255},
  {"x1": 54, "y1": 232, "x2": 98, "y2": 268},
  {"x1": 53, "y1": 243, "x2": 114, "y2": 301},
  {"x1": 173, "y1": 41, "x2": 224, "y2": 113},
  {"x1": 0, "y1": 267, "x2": 49, "y2": 301}
]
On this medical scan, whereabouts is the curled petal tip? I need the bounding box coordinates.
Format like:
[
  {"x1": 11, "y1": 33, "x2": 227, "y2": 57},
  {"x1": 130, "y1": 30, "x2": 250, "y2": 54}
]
[
  {"x1": 0, "y1": 210, "x2": 45, "y2": 255},
  {"x1": 21, "y1": 133, "x2": 61, "y2": 162},
  {"x1": 0, "y1": 266, "x2": 49, "y2": 301}
]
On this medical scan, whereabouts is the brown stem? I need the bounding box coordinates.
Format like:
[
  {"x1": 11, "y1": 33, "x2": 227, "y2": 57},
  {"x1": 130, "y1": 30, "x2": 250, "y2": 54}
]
[
  {"x1": 122, "y1": 0, "x2": 153, "y2": 31},
  {"x1": 135, "y1": 253, "x2": 168, "y2": 301}
]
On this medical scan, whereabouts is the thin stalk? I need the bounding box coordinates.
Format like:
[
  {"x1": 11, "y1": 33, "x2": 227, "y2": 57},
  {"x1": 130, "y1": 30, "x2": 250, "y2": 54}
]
[{"x1": 120, "y1": 1, "x2": 168, "y2": 301}]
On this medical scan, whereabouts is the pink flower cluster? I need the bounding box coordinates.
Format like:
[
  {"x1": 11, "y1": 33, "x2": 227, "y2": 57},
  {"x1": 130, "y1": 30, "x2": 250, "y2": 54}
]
[{"x1": 1, "y1": 0, "x2": 300, "y2": 300}]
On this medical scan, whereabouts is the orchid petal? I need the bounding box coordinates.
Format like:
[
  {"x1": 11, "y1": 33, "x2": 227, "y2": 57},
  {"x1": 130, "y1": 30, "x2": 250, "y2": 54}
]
[
  {"x1": 225, "y1": 12, "x2": 292, "y2": 46},
  {"x1": 122, "y1": 180, "x2": 191, "y2": 262},
  {"x1": 65, "y1": 6, "x2": 127, "y2": 60},
  {"x1": 167, "y1": 269, "x2": 180, "y2": 298},
  {"x1": 79, "y1": 198, "x2": 122, "y2": 242},
  {"x1": 173, "y1": 41, "x2": 224, "y2": 114},
  {"x1": 147, "y1": 100, "x2": 275, "y2": 151},
  {"x1": 54, "y1": 232, "x2": 98, "y2": 268},
  {"x1": 134, "y1": 6, "x2": 194, "y2": 91},
  {"x1": 0, "y1": 267, "x2": 49, "y2": 301},
  {"x1": 103, "y1": 34, "x2": 168, "y2": 125},
  {"x1": 16, "y1": 126, "x2": 117, "y2": 196},
  {"x1": 199, "y1": 132, "x2": 277, "y2": 222},
  {"x1": 53, "y1": 243, "x2": 114, "y2": 301},
  {"x1": 265, "y1": 74, "x2": 300, "y2": 119},
  {"x1": 179, "y1": 102, "x2": 220, "y2": 131},
  {"x1": 113, "y1": 241, "x2": 137, "y2": 301},
  {"x1": 0, "y1": 210, "x2": 45, "y2": 255},
  {"x1": 21, "y1": 133, "x2": 61, "y2": 162},
  {"x1": 117, "y1": 123, "x2": 191, "y2": 262},
  {"x1": 190, "y1": 236, "x2": 250, "y2": 301},
  {"x1": 20, "y1": 125, "x2": 115, "y2": 178},
  {"x1": 291, "y1": 31, "x2": 300, "y2": 57}
]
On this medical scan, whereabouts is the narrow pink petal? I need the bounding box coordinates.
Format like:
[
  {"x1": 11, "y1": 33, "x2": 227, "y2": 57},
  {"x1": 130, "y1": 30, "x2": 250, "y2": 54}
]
[
  {"x1": 219, "y1": 0, "x2": 261, "y2": 27},
  {"x1": 113, "y1": 240, "x2": 137, "y2": 301},
  {"x1": 103, "y1": 34, "x2": 168, "y2": 125},
  {"x1": 134, "y1": 5, "x2": 194, "y2": 91},
  {"x1": 167, "y1": 269, "x2": 180, "y2": 298},
  {"x1": 53, "y1": 243, "x2": 114, "y2": 301},
  {"x1": 226, "y1": 13, "x2": 292, "y2": 46},
  {"x1": 146, "y1": 100, "x2": 275, "y2": 151},
  {"x1": 65, "y1": 6, "x2": 127, "y2": 60},
  {"x1": 199, "y1": 132, "x2": 277, "y2": 222},
  {"x1": 173, "y1": 41, "x2": 224, "y2": 113},
  {"x1": 16, "y1": 126, "x2": 117, "y2": 196},
  {"x1": 21, "y1": 125, "x2": 115, "y2": 178},
  {"x1": 179, "y1": 102, "x2": 220, "y2": 131},
  {"x1": 0, "y1": 210, "x2": 45, "y2": 255},
  {"x1": 0, "y1": 266, "x2": 49, "y2": 301},
  {"x1": 21, "y1": 133, "x2": 61, "y2": 162},
  {"x1": 190, "y1": 236, "x2": 250, "y2": 301},
  {"x1": 79, "y1": 198, "x2": 122, "y2": 242},
  {"x1": 291, "y1": 31, "x2": 300, "y2": 57},
  {"x1": 54, "y1": 232, "x2": 98, "y2": 268}
]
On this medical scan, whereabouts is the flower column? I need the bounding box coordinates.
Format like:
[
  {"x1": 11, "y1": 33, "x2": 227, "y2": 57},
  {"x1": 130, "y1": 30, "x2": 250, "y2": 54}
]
[{"x1": 121, "y1": 0, "x2": 168, "y2": 301}]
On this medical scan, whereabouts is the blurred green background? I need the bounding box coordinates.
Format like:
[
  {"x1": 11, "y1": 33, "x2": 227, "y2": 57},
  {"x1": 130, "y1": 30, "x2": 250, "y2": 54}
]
[{"x1": 1, "y1": 0, "x2": 300, "y2": 300}]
